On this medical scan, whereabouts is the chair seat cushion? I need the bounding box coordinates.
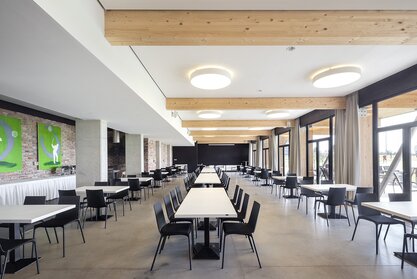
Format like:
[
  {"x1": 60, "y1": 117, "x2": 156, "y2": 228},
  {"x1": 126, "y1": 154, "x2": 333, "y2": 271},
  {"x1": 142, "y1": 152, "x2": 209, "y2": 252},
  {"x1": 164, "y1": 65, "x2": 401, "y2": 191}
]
[
  {"x1": 161, "y1": 223, "x2": 191, "y2": 236},
  {"x1": 0, "y1": 238, "x2": 33, "y2": 252},
  {"x1": 361, "y1": 215, "x2": 405, "y2": 225},
  {"x1": 223, "y1": 222, "x2": 252, "y2": 235}
]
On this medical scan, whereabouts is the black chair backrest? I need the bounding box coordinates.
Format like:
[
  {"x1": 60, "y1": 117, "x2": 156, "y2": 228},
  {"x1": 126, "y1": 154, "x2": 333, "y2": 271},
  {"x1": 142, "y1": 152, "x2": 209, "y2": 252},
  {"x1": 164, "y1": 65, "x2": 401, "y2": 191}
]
[
  {"x1": 57, "y1": 196, "x2": 80, "y2": 220},
  {"x1": 286, "y1": 176, "x2": 298, "y2": 188},
  {"x1": 86, "y1": 189, "x2": 106, "y2": 208},
  {"x1": 141, "y1": 172, "x2": 150, "y2": 177},
  {"x1": 153, "y1": 202, "x2": 167, "y2": 233},
  {"x1": 163, "y1": 195, "x2": 176, "y2": 219},
  {"x1": 115, "y1": 181, "x2": 129, "y2": 186},
  {"x1": 140, "y1": 180, "x2": 152, "y2": 187},
  {"x1": 261, "y1": 169, "x2": 269, "y2": 179},
  {"x1": 321, "y1": 180, "x2": 334, "y2": 184},
  {"x1": 240, "y1": 193, "x2": 250, "y2": 218},
  {"x1": 94, "y1": 181, "x2": 109, "y2": 186},
  {"x1": 287, "y1": 173, "x2": 296, "y2": 176},
  {"x1": 24, "y1": 196, "x2": 46, "y2": 205},
  {"x1": 302, "y1": 177, "x2": 314, "y2": 184},
  {"x1": 154, "y1": 169, "x2": 163, "y2": 180},
  {"x1": 128, "y1": 178, "x2": 141, "y2": 191},
  {"x1": 224, "y1": 177, "x2": 231, "y2": 191},
  {"x1": 58, "y1": 190, "x2": 77, "y2": 197},
  {"x1": 273, "y1": 171, "x2": 282, "y2": 176},
  {"x1": 327, "y1": 187, "x2": 346, "y2": 206},
  {"x1": 352, "y1": 187, "x2": 373, "y2": 203},
  {"x1": 388, "y1": 193, "x2": 408, "y2": 201},
  {"x1": 175, "y1": 186, "x2": 183, "y2": 203},
  {"x1": 247, "y1": 201, "x2": 261, "y2": 233},
  {"x1": 170, "y1": 190, "x2": 180, "y2": 210},
  {"x1": 127, "y1": 175, "x2": 136, "y2": 178},
  {"x1": 356, "y1": 193, "x2": 380, "y2": 216},
  {"x1": 231, "y1": 185, "x2": 240, "y2": 204},
  {"x1": 235, "y1": 188, "x2": 244, "y2": 210}
]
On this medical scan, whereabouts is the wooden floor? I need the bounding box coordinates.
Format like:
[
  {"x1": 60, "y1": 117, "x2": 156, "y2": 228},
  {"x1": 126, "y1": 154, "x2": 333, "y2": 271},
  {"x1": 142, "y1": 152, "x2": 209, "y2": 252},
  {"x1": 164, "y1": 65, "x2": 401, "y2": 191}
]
[{"x1": 4, "y1": 172, "x2": 417, "y2": 279}]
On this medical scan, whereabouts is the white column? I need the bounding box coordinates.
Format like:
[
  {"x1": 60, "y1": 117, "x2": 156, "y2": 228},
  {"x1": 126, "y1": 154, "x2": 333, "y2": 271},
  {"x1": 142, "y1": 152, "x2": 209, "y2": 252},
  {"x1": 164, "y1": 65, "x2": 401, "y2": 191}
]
[
  {"x1": 257, "y1": 138, "x2": 262, "y2": 168},
  {"x1": 75, "y1": 120, "x2": 107, "y2": 186},
  {"x1": 125, "y1": 134, "x2": 144, "y2": 175},
  {"x1": 155, "y1": 140, "x2": 161, "y2": 169},
  {"x1": 248, "y1": 143, "x2": 253, "y2": 166},
  {"x1": 167, "y1": 144, "x2": 172, "y2": 166}
]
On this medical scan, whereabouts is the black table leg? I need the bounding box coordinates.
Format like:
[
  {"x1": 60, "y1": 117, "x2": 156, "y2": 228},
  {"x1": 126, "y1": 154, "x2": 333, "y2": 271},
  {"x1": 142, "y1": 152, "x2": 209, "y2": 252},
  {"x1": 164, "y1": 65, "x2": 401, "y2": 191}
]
[
  {"x1": 317, "y1": 205, "x2": 348, "y2": 219},
  {"x1": 5, "y1": 223, "x2": 38, "y2": 273},
  {"x1": 84, "y1": 208, "x2": 113, "y2": 221},
  {"x1": 193, "y1": 218, "x2": 220, "y2": 259}
]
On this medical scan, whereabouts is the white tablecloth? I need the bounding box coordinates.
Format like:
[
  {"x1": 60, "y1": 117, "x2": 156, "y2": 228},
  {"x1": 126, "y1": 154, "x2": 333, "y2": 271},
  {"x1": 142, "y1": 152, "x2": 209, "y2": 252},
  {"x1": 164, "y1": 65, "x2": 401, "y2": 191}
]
[{"x1": 0, "y1": 175, "x2": 76, "y2": 205}]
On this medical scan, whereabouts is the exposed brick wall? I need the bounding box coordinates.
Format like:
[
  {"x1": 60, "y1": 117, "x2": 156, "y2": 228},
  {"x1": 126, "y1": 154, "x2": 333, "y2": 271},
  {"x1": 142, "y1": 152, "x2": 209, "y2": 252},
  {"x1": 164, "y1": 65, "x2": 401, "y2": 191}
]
[
  {"x1": 161, "y1": 142, "x2": 168, "y2": 167},
  {"x1": 0, "y1": 108, "x2": 75, "y2": 183},
  {"x1": 144, "y1": 138, "x2": 156, "y2": 171}
]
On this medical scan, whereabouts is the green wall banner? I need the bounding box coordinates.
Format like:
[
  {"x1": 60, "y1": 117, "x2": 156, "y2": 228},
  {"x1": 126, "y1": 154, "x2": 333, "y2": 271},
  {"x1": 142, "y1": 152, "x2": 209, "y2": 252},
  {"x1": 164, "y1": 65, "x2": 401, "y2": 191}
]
[
  {"x1": 0, "y1": 115, "x2": 22, "y2": 173},
  {"x1": 38, "y1": 123, "x2": 62, "y2": 170}
]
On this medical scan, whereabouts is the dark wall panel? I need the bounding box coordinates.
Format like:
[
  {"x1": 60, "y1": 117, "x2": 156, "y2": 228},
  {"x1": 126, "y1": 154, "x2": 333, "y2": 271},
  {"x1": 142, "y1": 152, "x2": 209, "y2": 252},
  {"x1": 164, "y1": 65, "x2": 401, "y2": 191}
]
[
  {"x1": 197, "y1": 144, "x2": 249, "y2": 166},
  {"x1": 173, "y1": 146, "x2": 198, "y2": 172}
]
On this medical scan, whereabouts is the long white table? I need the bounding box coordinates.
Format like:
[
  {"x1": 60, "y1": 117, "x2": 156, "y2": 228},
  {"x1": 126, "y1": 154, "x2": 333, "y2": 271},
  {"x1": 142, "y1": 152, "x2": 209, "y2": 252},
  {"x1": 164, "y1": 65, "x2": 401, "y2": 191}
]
[
  {"x1": 362, "y1": 201, "x2": 417, "y2": 266},
  {"x1": 194, "y1": 173, "x2": 221, "y2": 185},
  {"x1": 120, "y1": 177, "x2": 153, "y2": 183},
  {"x1": 176, "y1": 188, "x2": 237, "y2": 259},
  {"x1": 0, "y1": 204, "x2": 75, "y2": 273},
  {"x1": 201, "y1": 166, "x2": 216, "y2": 173}
]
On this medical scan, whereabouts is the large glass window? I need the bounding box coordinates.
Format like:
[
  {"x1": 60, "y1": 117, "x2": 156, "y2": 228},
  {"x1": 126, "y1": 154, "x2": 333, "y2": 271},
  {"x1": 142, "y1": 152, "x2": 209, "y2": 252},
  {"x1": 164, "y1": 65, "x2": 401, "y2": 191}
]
[
  {"x1": 278, "y1": 131, "x2": 290, "y2": 175},
  {"x1": 376, "y1": 90, "x2": 417, "y2": 201},
  {"x1": 306, "y1": 118, "x2": 333, "y2": 184},
  {"x1": 262, "y1": 138, "x2": 270, "y2": 169}
]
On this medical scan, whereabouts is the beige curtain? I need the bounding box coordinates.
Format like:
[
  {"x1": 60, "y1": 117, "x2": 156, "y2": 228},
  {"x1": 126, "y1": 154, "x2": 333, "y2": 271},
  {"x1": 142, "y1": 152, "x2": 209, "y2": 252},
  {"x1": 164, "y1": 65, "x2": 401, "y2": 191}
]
[
  {"x1": 289, "y1": 119, "x2": 301, "y2": 175},
  {"x1": 335, "y1": 92, "x2": 360, "y2": 185}
]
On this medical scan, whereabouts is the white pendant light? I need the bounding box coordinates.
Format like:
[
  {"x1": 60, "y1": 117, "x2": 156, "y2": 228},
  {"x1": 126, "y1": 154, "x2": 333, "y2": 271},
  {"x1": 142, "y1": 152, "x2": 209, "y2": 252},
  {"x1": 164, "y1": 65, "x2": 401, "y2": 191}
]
[
  {"x1": 190, "y1": 67, "x2": 232, "y2": 90},
  {"x1": 197, "y1": 110, "x2": 222, "y2": 119},
  {"x1": 265, "y1": 110, "x2": 290, "y2": 118},
  {"x1": 312, "y1": 65, "x2": 362, "y2": 89}
]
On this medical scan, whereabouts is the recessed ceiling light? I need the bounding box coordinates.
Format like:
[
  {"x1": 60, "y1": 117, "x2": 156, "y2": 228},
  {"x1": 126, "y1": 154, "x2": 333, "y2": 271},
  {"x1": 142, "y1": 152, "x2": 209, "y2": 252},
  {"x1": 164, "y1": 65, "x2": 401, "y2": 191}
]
[
  {"x1": 190, "y1": 67, "x2": 232, "y2": 90},
  {"x1": 197, "y1": 110, "x2": 222, "y2": 119},
  {"x1": 265, "y1": 110, "x2": 290, "y2": 118},
  {"x1": 201, "y1": 127, "x2": 218, "y2": 131},
  {"x1": 312, "y1": 65, "x2": 362, "y2": 89}
]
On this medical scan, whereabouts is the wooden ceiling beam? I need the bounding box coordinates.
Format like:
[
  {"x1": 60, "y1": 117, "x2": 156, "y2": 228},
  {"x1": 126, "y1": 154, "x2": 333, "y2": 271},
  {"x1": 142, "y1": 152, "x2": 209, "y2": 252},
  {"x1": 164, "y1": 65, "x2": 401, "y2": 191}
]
[
  {"x1": 182, "y1": 120, "x2": 293, "y2": 128},
  {"x1": 166, "y1": 97, "x2": 346, "y2": 110},
  {"x1": 194, "y1": 136, "x2": 257, "y2": 142},
  {"x1": 190, "y1": 130, "x2": 272, "y2": 136},
  {"x1": 105, "y1": 10, "x2": 417, "y2": 46}
]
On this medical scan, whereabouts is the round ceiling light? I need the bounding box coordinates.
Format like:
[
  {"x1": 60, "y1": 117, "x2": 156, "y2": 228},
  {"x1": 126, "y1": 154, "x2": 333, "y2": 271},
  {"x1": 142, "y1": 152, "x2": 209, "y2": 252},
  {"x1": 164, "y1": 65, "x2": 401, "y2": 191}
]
[
  {"x1": 312, "y1": 65, "x2": 362, "y2": 89},
  {"x1": 190, "y1": 67, "x2": 232, "y2": 90},
  {"x1": 265, "y1": 110, "x2": 290, "y2": 118},
  {"x1": 197, "y1": 110, "x2": 222, "y2": 119}
]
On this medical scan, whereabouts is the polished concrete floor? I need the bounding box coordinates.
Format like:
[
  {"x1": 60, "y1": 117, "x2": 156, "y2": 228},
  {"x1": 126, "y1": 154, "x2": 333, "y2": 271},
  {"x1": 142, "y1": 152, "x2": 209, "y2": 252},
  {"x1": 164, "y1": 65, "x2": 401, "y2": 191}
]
[{"x1": 6, "y1": 173, "x2": 417, "y2": 279}]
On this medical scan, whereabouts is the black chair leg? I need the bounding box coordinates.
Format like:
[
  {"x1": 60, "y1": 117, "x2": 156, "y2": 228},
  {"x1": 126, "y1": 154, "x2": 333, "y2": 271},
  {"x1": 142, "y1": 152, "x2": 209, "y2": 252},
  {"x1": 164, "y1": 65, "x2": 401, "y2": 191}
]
[
  {"x1": 44, "y1": 227, "x2": 51, "y2": 244},
  {"x1": 402, "y1": 234, "x2": 407, "y2": 269},
  {"x1": 77, "y1": 220, "x2": 86, "y2": 243},
  {"x1": 324, "y1": 205, "x2": 329, "y2": 227},
  {"x1": 351, "y1": 218, "x2": 360, "y2": 240},
  {"x1": 297, "y1": 196, "x2": 301, "y2": 210},
  {"x1": 150, "y1": 236, "x2": 163, "y2": 271},
  {"x1": 32, "y1": 240, "x2": 40, "y2": 274},
  {"x1": 351, "y1": 205, "x2": 356, "y2": 224},
  {"x1": 114, "y1": 203, "x2": 118, "y2": 221},
  {"x1": 62, "y1": 227, "x2": 65, "y2": 257},
  {"x1": 248, "y1": 234, "x2": 254, "y2": 252},
  {"x1": 1, "y1": 251, "x2": 9, "y2": 279},
  {"x1": 221, "y1": 234, "x2": 227, "y2": 269},
  {"x1": 375, "y1": 224, "x2": 379, "y2": 255},
  {"x1": 122, "y1": 200, "x2": 125, "y2": 216},
  {"x1": 384, "y1": 224, "x2": 390, "y2": 241},
  {"x1": 104, "y1": 207, "x2": 108, "y2": 229},
  {"x1": 188, "y1": 236, "x2": 192, "y2": 270},
  {"x1": 54, "y1": 228, "x2": 59, "y2": 243},
  {"x1": 250, "y1": 235, "x2": 262, "y2": 268},
  {"x1": 306, "y1": 198, "x2": 309, "y2": 215},
  {"x1": 159, "y1": 236, "x2": 167, "y2": 254},
  {"x1": 344, "y1": 204, "x2": 350, "y2": 226}
]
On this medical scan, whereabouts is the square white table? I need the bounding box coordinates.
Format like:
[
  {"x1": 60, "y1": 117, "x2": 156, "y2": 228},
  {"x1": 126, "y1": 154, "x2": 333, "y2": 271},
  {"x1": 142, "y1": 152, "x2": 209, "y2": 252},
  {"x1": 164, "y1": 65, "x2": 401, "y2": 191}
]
[
  {"x1": 362, "y1": 201, "x2": 417, "y2": 266},
  {"x1": 0, "y1": 204, "x2": 75, "y2": 273},
  {"x1": 300, "y1": 184, "x2": 359, "y2": 219},
  {"x1": 175, "y1": 188, "x2": 237, "y2": 259},
  {"x1": 76, "y1": 186, "x2": 129, "y2": 220},
  {"x1": 194, "y1": 173, "x2": 221, "y2": 185}
]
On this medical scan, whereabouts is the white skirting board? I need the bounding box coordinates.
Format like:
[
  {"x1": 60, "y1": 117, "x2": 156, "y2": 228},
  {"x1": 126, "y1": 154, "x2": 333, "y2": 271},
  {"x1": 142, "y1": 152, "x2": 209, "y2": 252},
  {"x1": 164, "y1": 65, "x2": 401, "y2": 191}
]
[{"x1": 0, "y1": 175, "x2": 76, "y2": 205}]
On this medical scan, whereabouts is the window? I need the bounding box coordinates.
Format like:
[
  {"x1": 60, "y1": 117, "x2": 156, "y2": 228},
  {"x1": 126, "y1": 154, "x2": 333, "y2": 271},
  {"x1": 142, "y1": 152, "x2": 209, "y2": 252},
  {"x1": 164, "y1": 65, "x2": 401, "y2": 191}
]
[{"x1": 277, "y1": 131, "x2": 290, "y2": 175}]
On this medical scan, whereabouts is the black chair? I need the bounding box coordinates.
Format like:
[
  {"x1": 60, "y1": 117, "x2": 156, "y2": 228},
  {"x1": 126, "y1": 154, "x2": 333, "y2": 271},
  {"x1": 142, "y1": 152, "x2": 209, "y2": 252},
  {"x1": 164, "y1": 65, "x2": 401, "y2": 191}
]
[
  {"x1": 221, "y1": 201, "x2": 262, "y2": 269},
  {"x1": 223, "y1": 177, "x2": 231, "y2": 191},
  {"x1": 0, "y1": 238, "x2": 39, "y2": 279},
  {"x1": 230, "y1": 185, "x2": 240, "y2": 205},
  {"x1": 260, "y1": 169, "x2": 271, "y2": 187},
  {"x1": 402, "y1": 233, "x2": 417, "y2": 269},
  {"x1": 175, "y1": 186, "x2": 183, "y2": 204},
  {"x1": 314, "y1": 187, "x2": 350, "y2": 227},
  {"x1": 141, "y1": 180, "x2": 153, "y2": 198},
  {"x1": 153, "y1": 170, "x2": 163, "y2": 188},
  {"x1": 33, "y1": 196, "x2": 85, "y2": 257},
  {"x1": 141, "y1": 171, "x2": 150, "y2": 177},
  {"x1": 128, "y1": 179, "x2": 143, "y2": 203},
  {"x1": 351, "y1": 193, "x2": 406, "y2": 254},
  {"x1": 280, "y1": 176, "x2": 298, "y2": 199},
  {"x1": 107, "y1": 181, "x2": 131, "y2": 216},
  {"x1": 83, "y1": 189, "x2": 117, "y2": 229},
  {"x1": 234, "y1": 188, "x2": 244, "y2": 212},
  {"x1": 219, "y1": 193, "x2": 250, "y2": 238},
  {"x1": 170, "y1": 190, "x2": 180, "y2": 211},
  {"x1": 297, "y1": 178, "x2": 323, "y2": 215},
  {"x1": 287, "y1": 173, "x2": 297, "y2": 176},
  {"x1": 58, "y1": 189, "x2": 77, "y2": 196},
  {"x1": 346, "y1": 187, "x2": 373, "y2": 223},
  {"x1": 94, "y1": 181, "x2": 109, "y2": 186},
  {"x1": 150, "y1": 202, "x2": 193, "y2": 271}
]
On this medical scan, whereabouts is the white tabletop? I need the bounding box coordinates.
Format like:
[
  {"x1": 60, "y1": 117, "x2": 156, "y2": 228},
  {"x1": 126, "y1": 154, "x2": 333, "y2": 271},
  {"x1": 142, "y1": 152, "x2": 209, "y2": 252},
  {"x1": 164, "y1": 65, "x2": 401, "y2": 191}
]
[
  {"x1": 149, "y1": 171, "x2": 168, "y2": 175},
  {"x1": 120, "y1": 177, "x2": 153, "y2": 182},
  {"x1": 194, "y1": 173, "x2": 221, "y2": 184},
  {"x1": 272, "y1": 176, "x2": 303, "y2": 180},
  {"x1": 0, "y1": 204, "x2": 75, "y2": 224},
  {"x1": 254, "y1": 170, "x2": 272, "y2": 174},
  {"x1": 300, "y1": 184, "x2": 358, "y2": 192},
  {"x1": 201, "y1": 167, "x2": 217, "y2": 173},
  {"x1": 76, "y1": 186, "x2": 129, "y2": 194},
  {"x1": 175, "y1": 188, "x2": 237, "y2": 218},
  {"x1": 362, "y1": 201, "x2": 417, "y2": 221}
]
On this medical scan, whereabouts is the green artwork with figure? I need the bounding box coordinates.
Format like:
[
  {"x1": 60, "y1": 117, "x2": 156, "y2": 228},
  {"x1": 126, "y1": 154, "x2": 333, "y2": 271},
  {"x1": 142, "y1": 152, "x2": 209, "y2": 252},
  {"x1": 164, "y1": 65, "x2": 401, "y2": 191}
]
[
  {"x1": 0, "y1": 115, "x2": 23, "y2": 172},
  {"x1": 37, "y1": 123, "x2": 62, "y2": 170}
]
